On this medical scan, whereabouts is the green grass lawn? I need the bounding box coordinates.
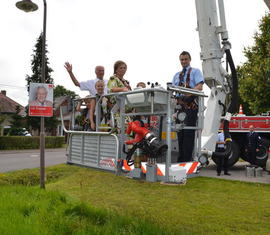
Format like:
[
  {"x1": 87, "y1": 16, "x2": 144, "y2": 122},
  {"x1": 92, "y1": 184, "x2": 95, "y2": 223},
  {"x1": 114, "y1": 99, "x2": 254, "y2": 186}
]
[{"x1": 0, "y1": 164, "x2": 270, "y2": 234}]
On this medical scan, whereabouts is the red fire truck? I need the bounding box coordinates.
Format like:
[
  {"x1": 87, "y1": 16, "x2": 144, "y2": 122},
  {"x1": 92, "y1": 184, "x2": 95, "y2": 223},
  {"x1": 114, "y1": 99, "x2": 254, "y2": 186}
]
[{"x1": 218, "y1": 107, "x2": 270, "y2": 167}]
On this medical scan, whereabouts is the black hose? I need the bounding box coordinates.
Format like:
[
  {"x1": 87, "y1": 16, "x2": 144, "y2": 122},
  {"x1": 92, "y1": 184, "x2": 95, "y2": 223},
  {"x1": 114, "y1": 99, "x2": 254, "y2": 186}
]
[
  {"x1": 225, "y1": 49, "x2": 238, "y2": 113},
  {"x1": 212, "y1": 48, "x2": 237, "y2": 159},
  {"x1": 218, "y1": 100, "x2": 226, "y2": 116},
  {"x1": 158, "y1": 116, "x2": 163, "y2": 141}
]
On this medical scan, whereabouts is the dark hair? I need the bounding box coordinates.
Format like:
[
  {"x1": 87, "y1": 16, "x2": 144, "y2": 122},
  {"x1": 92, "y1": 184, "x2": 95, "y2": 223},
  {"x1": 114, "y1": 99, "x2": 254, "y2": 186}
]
[
  {"x1": 113, "y1": 60, "x2": 127, "y2": 74},
  {"x1": 180, "y1": 51, "x2": 191, "y2": 60}
]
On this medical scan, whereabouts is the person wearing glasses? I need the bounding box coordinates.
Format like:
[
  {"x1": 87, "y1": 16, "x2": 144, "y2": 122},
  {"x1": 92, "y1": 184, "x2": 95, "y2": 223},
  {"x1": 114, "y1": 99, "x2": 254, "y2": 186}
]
[
  {"x1": 29, "y1": 86, "x2": 52, "y2": 107},
  {"x1": 64, "y1": 62, "x2": 108, "y2": 96}
]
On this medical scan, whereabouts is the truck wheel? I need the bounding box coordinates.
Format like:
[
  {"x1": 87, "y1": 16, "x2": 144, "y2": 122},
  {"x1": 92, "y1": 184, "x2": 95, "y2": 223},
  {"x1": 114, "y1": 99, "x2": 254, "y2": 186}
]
[
  {"x1": 241, "y1": 147, "x2": 249, "y2": 162},
  {"x1": 256, "y1": 138, "x2": 270, "y2": 167},
  {"x1": 212, "y1": 141, "x2": 240, "y2": 167}
]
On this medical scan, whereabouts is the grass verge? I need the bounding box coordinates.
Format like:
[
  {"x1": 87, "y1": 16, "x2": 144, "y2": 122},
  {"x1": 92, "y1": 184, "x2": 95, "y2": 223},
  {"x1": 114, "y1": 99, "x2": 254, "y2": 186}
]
[
  {"x1": 0, "y1": 164, "x2": 80, "y2": 186},
  {"x1": 0, "y1": 165, "x2": 270, "y2": 234},
  {"x1": 48, "y1": 166, "x2": 270, "y2": 234},
  {"x1": 0, "y1": 185, "x2": 168, "y2": 235}
]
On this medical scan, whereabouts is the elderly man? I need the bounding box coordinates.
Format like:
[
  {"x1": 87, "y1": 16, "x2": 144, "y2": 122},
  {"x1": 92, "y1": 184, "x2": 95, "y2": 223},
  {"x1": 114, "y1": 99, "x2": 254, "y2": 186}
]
[
  {"x1": 29, "y1": 86, "x2": 52, "y2": 106},
  {"x1": 64, "y1": 62, "x2": 108, "y2": 96}
]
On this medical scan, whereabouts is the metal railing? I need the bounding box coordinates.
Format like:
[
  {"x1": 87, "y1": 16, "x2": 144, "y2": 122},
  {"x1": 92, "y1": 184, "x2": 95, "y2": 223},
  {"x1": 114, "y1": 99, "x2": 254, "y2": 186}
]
[{"x1": 60, "y1": 84, "x2": 206, "y2": 181}]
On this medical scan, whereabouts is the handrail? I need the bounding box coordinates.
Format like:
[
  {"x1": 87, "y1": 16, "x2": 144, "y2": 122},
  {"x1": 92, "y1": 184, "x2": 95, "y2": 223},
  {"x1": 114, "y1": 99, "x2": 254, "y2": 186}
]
[
  {"x1": 102, "y1": 87, "x2": 168, "y2": 98},
  {"x1": 60, "y1": 106, "x2": 113, "y2": 135},
  {"x1": 168, "y1": 85, "x2": 208, "y2": 97}
]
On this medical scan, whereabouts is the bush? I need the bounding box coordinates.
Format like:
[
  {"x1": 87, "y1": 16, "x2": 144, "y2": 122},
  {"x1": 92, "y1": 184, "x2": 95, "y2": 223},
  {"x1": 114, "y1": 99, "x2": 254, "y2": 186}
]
[{"x1": 0, "y1": 136, "x2": 65, "y2": 150}]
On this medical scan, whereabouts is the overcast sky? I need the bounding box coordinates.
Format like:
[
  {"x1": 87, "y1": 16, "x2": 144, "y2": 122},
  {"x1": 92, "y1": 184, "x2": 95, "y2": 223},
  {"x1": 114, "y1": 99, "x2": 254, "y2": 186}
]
[{"x1": 0, "y1": 0, "x2": 268, "y2": 106}]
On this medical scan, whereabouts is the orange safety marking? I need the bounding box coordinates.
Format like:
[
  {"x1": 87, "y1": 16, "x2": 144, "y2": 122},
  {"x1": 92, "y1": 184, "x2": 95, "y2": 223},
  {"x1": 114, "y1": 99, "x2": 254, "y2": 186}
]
[
  {"x1": 123, "y1": 160, "x2": 199, "y2": 175},
  {"x1": 141, "y1": 164, "x2": 146, "y2": 174},
  {"x1": 187, "y1": 162, "x2": 198, "y2": 174},
  {"x1": 123, "y1": 160, "x2": 132, "y2": 171},
  {"x1": 156, "y1": 166, "x2": 164, "y2": 176}
]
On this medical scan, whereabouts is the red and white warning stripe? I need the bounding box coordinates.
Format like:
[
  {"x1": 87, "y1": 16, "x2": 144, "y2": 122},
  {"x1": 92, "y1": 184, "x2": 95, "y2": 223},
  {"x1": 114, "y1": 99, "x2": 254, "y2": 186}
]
[
  {"x1": 122, "y1": 160, "x2": 200, "y2": 176},
  {"x1": 177, "y1": 162, "x2": 200, "y2": 175}
]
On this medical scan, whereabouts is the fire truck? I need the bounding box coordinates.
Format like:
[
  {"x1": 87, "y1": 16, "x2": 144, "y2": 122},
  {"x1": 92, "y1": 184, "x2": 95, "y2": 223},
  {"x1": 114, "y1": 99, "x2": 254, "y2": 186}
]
[{"x1": 219, "y1": 107, "x2": 270, "y2": 167}]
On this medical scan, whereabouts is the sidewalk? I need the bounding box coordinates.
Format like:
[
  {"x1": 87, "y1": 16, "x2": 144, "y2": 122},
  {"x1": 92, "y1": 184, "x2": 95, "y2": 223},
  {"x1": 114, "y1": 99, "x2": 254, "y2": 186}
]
[{"x1": 199, "y1": 160, "x2": 270, "y2": 184}]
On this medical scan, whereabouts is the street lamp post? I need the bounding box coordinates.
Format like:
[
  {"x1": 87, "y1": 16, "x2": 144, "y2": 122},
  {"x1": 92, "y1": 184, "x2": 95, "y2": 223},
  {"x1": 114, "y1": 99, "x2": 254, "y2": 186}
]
[{"x1": 16, "y1": 0, "x2": 47, "y2": 189}]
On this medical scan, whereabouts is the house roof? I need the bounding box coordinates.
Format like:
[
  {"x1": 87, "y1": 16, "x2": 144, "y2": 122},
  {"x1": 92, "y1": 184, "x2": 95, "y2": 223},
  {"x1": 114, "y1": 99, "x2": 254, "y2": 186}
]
[
  {"x1": 54, "y1": 96, "x2": 71, "y2": 110},
  {"x1": 0, "y1": 93, "x2": 25, "y2": 115}
]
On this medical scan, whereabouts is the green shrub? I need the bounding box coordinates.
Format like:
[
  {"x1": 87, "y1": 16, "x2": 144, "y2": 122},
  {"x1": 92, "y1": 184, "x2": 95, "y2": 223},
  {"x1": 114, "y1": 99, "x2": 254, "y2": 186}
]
[{"x1": 0, "y1": 136, "x2": 65, "y2": 150}]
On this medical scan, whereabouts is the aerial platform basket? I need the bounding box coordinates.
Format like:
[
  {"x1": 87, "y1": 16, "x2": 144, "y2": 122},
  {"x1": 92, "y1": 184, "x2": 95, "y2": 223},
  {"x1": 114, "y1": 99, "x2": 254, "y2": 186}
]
[
  {"x1": 61, "y1": 86, "x2": 206, "y2": 182},
  {"x1": 67, "y1": 132, "x2": 119, "y2": 172}
]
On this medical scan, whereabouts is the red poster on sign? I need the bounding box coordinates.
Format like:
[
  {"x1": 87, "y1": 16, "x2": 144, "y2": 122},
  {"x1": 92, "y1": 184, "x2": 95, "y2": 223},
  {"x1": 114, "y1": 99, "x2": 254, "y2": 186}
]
[{"x1": 28, "y1": 83, "x2": 54, "y2": 117}]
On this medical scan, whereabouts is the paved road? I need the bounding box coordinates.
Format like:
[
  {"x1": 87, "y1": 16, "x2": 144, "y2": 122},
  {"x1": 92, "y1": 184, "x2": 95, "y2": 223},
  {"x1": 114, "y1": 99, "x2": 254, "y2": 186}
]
[
  {"x1": 0, "y1": 148, "x2": 67, "y2": 172},
  {"x1": 199, "y1": 160, "x2": 270, "y2": 184}
]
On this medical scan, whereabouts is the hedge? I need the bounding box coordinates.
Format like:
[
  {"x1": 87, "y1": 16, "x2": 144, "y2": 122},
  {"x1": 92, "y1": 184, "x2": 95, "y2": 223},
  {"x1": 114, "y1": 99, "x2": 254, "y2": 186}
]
[{"x1": 0, "y1": 136, "x2": 65, "y2": 150}]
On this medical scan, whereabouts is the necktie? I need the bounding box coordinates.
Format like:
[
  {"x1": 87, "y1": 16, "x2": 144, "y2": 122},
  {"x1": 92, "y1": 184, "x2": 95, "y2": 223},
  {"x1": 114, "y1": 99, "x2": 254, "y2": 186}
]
[{"x1": 178, "y1": 68, "x2": 187, "y2": 86}]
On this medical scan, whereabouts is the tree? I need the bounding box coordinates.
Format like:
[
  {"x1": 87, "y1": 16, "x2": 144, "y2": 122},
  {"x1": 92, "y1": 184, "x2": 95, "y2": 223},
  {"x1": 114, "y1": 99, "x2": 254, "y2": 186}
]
[
  {"x1": 0, "y1": 105, "x2": 7, "y2": 136},
  {"x1": 237, "y1": 13, "x2": 270, "y2": 114},
  {"x1": 8, "y1": 106, "x2": 26, "y2": 136},
  {"x1": 54, "y1": 85, "x2": 77, "y2": 99},
  {"x1": 25, "y1": 33, "x2": 58, "y2": 134},
  {"x1": 25, "y1": 33, "x2": 54, "y2": 91},
  {"x1": 0, "y1": 105, "x2": 6, "y2": 126}
]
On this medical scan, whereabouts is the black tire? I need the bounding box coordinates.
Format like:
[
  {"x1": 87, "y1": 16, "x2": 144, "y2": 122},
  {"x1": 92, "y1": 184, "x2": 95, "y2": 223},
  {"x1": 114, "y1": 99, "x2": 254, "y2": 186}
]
[
  {"x1": 255, "y1": 138, "x2": 270, "y2": 167},
  {"x1": 241, "y1": 146, "x2": 249, "y2": 162},
  {"x1": 212, "y1": 141, "x2": 240, "y2": 167}
]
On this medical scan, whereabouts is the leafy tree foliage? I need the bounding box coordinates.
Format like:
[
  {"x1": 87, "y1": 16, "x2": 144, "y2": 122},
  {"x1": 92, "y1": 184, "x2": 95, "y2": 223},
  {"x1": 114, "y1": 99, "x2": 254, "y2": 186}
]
[
  {"x1": 237, "y1": 13, "x2": 270, "y2": 114},
  {"x1": 54, "y1": 85, "x2": 77, "y2": 99}
]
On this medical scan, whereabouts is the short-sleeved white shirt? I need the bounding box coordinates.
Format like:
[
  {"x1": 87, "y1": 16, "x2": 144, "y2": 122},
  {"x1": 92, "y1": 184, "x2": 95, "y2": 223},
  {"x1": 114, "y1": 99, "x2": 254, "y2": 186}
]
[
  {"x1": 217, "y1": 132, "x2": 225, "y2": 148},
  {"x1": 79, "y1": 78, "x2": 108, "y2": 96}
]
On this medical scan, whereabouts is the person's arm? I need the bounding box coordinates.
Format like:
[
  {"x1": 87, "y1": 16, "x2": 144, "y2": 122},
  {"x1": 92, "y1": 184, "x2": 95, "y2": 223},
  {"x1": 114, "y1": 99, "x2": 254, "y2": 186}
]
[
  {"x1": 75, "y1": 101, "x2": 82, "y2": 112},
  {"x1": 64, "y1": 62, "x2": 80, "y2": 87},
  {"x1": 216, "y1": 141, "x2": 225, "y2": 144},
  {"x1": 110, "y1": 87, "x2": 129, "y2": 92},
  {"x1": 107, "y1": 76, "x2": 129, "y2": 93},
  {"x1": 193, "y1": 69, "x2": 204, "y2": 91},
  {"x1": 89, "y1": 99, "x2": 96, "y2": 130},
  {"x1": 172, "y1": 72, "x2": 179, "y2": 85},
  {"x1": 194, "y1": 82, "x2": 203, "y2": 91},
  {"x1": 256, "y1": 133, "x2": 261, "y2": 151}
]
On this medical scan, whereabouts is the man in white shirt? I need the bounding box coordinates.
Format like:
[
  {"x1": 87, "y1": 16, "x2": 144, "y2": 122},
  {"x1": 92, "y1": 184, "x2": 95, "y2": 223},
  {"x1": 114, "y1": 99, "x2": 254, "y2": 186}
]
[{"x1": 64, "y1": 62, "x2": 108, "y2": 96}]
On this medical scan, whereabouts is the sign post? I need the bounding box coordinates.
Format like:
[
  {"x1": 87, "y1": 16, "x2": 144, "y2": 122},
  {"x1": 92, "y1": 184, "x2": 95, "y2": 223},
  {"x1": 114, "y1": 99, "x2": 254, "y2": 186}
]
[{"x1": 16, "y1": 0, "x2": 48, "y2": 189}]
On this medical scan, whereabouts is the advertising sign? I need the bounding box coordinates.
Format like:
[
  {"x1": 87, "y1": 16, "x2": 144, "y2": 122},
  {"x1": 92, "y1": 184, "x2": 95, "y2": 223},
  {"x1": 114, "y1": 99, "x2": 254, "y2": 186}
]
[{"x1": 29, "y1": 83, "x2": 54, "y2": 117}]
